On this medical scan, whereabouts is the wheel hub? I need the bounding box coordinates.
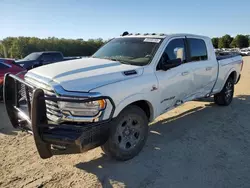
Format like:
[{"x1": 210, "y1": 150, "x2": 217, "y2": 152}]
[
  {"x1": 124, "y1": 128, "x2": 131, "y2": 136},
  {"x1": 225, "y1": 81, "x2": 233, "y2": 99},
  {"x1": 116, "y1": 116, "x2": 142, "y2": 150}
]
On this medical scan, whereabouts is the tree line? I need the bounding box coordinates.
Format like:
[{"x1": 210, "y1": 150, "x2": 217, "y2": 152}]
[
  {"x1": 0, "y1": 37, "x2": 105, "y2": 59},
  {"x1": 1, "y1": 35, "x2": 249, "y2": 59},
  {"x1": 212, "y1": 34, "x2": 250, "y2": 49}
]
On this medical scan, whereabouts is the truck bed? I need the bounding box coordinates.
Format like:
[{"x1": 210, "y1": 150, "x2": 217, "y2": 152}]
[
  {"x1": 216, "y1": 52, "x2": 241, "y2": 61},
  {"x1": 212, "y1": 53, "x2": 242, "y2": 95}
]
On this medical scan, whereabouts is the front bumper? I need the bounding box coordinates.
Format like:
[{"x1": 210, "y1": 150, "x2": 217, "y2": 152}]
[{"x1": 4, "y1": 74, "x2": 115, "y2": 159}]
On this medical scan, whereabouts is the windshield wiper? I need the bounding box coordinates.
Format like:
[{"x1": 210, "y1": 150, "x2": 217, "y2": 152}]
[
  {"x1": 110, "y1": 58, "x2": 132, "y2": 65},
  {"x1": 92, "y1": 56, "x2": 133, "y2": 65},
  {"x1": 92, "y1": 56, "x2": 117, "y2": 61}
]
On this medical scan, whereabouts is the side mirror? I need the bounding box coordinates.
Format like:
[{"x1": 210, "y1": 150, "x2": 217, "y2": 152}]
[{"x1": 161, "y1": 58, "x2": 182, "y2": 71}]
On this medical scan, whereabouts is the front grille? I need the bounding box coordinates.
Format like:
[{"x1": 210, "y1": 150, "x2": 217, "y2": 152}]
[
  {"x1": 19, "y1": 83, "x2": 33, "y2": 101},
  {"x1": 44, "y1": 91, "x2": 62, "y2": 122},
  {"x1": 19, "y1": 82, "x2": 62, "y2": 122}
]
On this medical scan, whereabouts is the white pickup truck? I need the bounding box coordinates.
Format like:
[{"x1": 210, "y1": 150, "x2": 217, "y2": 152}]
[{"x1": 4, "y1": 33, "x2": 243, "y2": 161}]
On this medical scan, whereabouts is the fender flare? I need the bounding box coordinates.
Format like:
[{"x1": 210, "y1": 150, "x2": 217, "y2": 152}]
[
  {"x1": 220, "y1": 68, "x2": 238, "y2": 91},
  {"x1": 113, "y1": 93, "x2": 155, "y2": 121}
]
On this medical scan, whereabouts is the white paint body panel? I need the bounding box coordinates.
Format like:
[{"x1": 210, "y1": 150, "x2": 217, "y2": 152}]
[
  {"x1": 28, "y1": 34, "x2": 243, "y2": 122},
  {"x1": 212, "y1": 55, "x2": 242, "y2": 94},
  {"x1": 28, "y1": 58, "x2": 143, "y2": 92}
]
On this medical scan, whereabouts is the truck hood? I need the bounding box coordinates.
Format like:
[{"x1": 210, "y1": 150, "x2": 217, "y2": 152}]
[{"x1": 27, "y1": 58, "x2": 144, "y2": 92}]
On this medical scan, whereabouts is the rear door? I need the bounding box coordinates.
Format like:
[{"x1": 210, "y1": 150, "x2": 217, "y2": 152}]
[{"x1": 185, "y1": 37, "x2": 217, "y2": 99}]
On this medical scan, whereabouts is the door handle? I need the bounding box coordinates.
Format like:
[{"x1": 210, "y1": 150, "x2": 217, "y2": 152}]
[
  {"x1": 206, "y1": 67, "x2": 212, "y2": 71},
  {"x1": 181, "y1": 71, "x2": 189, "y2": 76}
]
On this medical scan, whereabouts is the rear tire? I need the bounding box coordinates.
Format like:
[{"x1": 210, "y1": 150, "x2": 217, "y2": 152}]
[
  {"x1": 214, "y1": 77, "x2": 234, "y2": 106},
  {"x1": 101, "y1": 105, "x2": 149, "y2": 161}
]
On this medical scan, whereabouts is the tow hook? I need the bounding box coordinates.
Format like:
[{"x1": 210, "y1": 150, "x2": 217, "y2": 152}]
[{"x1": 51, "y1": 145, "x2": 67, "y2": 150}]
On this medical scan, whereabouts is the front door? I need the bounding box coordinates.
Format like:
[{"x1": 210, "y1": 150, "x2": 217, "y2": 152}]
[{"x1": 155, "y1": 38, "x2": 194, "y2": 115}]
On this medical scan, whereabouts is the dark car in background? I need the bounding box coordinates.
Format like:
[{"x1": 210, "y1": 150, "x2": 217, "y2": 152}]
[
  {"x1": 0, "y1": 58, "x2": 26, "y2": 100},
  {"x1": 15, "y1": 51, "x2": 81, "y2": 70}
]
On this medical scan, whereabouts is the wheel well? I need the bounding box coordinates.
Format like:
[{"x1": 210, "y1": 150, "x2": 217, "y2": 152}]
[
  {"x1": 130, "y1": 100, "x2": 152, "y2": 121},
  {"x1": 229, "y1": 71, "x2": 237, "y2": 83}
]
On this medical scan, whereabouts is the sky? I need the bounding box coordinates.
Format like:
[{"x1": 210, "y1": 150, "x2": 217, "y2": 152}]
[{"x1": 1, "y1": 0, "x2": 250, "y2": 40}]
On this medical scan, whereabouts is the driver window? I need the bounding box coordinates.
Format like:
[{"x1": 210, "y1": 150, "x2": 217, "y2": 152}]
[{"x1": 158, "y1": 38, "x2": 186, "y2": 69}]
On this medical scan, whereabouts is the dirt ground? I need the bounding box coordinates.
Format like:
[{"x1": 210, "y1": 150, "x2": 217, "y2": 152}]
[{"x1": 1, "y1": 57, "x2": 250, "y2": 188}]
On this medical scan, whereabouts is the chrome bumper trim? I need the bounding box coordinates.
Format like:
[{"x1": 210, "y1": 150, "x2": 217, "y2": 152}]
[{"x1": 61, "y1": 111, "x2": 103, "y2": 123}]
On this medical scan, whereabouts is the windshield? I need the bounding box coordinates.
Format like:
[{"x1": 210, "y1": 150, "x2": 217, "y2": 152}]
[
  {"x1": 22, "y1": 53, "x2": 41, "y2": 61},
  {"x1": 92, "y1": 37, "x2": 162, "y2": 66}
]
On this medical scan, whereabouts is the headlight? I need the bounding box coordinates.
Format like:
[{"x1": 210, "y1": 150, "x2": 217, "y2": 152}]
[{"x1": 58, "y1": 99, "x2": 106, "y2": 117}]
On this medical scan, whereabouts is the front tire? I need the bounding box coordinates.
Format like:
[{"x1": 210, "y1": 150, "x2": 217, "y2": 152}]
[
  {"x1": 214, "y1": 77, "x2": 234, "y2": 106},
  {"x1": 102, "y1": 105, "x2": 149, "y2": 161}
]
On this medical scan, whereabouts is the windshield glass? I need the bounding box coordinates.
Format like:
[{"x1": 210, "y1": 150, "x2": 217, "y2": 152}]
[
  {"x1": 92, "y1": 37, "x2": 163, "y2": 66},
  {"x1": 22, "y1": 53, "x2": 40, "y2": 61}
]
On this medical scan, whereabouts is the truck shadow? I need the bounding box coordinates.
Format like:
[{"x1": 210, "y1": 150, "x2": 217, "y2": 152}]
[{"x1": 75, "y1": 95, "x2": 250, "y2": 188}]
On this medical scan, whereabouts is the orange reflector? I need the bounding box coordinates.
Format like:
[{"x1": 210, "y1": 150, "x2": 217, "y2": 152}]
[{"x1": 98, "y1": 99, "x2": 106, "y2": 109}]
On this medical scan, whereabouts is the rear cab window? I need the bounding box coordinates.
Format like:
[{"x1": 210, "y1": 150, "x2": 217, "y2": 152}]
[{"x1": 188, "y1": 38, "x2": 208, "y2": 61}]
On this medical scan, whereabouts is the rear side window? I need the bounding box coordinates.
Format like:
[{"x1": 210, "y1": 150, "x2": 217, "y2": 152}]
[
  {"x1": 188, "y1": 38, "x2": 208, "y2": 61},
  {"x1": 0, "y1": 62, "x2": 10, "y2": 69},
  {"x1": 41, "y1": 54, "x2": 54, "y2": 62},
  {"x1": 54, "y1": 53, "x2": 63, "y2": 61}
]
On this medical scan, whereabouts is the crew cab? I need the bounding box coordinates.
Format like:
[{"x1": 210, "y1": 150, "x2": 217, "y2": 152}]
[
  {"x1": 15, "y1": 51, "x2": 81, "y2": 70},
  {"x1": 4, "y1": 33, "x2": 243, "y2": 161}
]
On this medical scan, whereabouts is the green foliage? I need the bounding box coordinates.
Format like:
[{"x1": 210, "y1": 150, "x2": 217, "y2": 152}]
[
  {"x1": 211, "y1": 37, "x2": 219, "y2": 48},
  {"x1": 230, "y1": 39, "x2": 237, "y2": 48},
  {"x1": 0, "y1": 45, "x2": 4, "y2": 57},
  {"x1": 247, "y1": 35, "x2": 250, "y2": 48},
  {"x1": 1, "y1": 37, "x2": 105, "y2": 59},
  {"x1": 2, "y1": 34, "x2": 250, "y2": 59},
  {"x1": 218, "y1": 34, "x2": 233, "y2": 48},
  {"x1": 230, "y1": 35, "x2": 249, "y2": 48}
]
